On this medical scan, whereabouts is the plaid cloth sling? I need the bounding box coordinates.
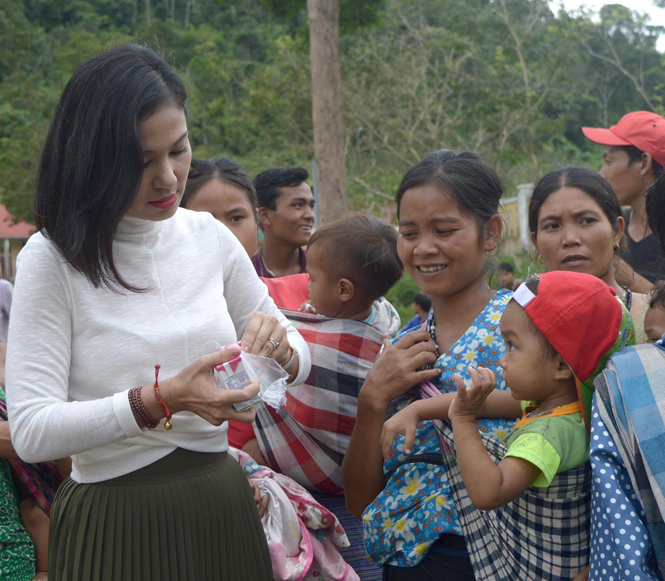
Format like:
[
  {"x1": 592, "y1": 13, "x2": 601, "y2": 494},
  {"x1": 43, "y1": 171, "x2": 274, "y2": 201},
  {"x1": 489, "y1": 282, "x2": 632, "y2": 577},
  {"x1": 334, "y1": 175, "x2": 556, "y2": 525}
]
[
  {"x1": 0, "y1": 388, "x2": 63, "y2": 516},
  {"x1": 253, "y1": 309, "x2": 388, "y2": 495},
  {"x1": 593, "y1": 342, "x2": 665, "y2": 576},
  {"x1": 429, "y1": 412, "x2": 591, "y2": 580}
]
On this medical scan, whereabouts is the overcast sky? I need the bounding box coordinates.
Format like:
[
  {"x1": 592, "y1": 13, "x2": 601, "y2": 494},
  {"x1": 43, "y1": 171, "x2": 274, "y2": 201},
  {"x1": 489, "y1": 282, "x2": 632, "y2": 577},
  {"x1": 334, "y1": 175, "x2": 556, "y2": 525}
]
[{"x1": 556, "y1": 0, "x2": 665, "y2": 49}]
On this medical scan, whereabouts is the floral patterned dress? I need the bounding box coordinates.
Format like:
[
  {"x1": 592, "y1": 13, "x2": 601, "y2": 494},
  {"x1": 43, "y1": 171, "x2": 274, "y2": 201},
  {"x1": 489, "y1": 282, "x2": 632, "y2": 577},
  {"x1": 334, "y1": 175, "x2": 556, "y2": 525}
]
[
  {"x1": 0, "y1": 386, "x2": 36, "y2": 581},
  {"x1": 362, "y1": 289, "x2": 515, "y2": 567}
]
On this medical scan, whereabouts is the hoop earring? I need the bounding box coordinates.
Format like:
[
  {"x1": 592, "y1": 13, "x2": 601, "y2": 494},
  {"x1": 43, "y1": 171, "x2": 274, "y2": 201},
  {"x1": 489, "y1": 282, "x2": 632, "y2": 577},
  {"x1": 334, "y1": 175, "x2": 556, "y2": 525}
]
[
  {"x1": 536, "y1": 253, "x2": 543, "y2": 264},
  {"x1": 613, "y1": 242, "x2": 620, "y2": 254}
]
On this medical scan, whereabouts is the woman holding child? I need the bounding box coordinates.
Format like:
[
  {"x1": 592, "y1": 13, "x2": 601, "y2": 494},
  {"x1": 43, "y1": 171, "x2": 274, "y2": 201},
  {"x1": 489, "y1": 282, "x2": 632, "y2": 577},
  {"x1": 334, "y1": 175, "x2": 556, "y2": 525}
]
[
  {"x1": 6, "y1": 45, "x2": 312, "y2": 580},
  {"x1": 344, "y1": 154, "x2": 636, "y2": 580},
  {"x1": 343, "y1": 150, "x2": 514, "y2": 579}
]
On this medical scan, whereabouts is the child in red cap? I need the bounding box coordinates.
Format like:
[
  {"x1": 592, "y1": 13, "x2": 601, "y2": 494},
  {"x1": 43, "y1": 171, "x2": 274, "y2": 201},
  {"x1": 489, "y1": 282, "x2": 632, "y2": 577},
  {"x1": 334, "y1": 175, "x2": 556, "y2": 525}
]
[{"x1": 382, "y1": 270, "x2": 634, "y2": 510}]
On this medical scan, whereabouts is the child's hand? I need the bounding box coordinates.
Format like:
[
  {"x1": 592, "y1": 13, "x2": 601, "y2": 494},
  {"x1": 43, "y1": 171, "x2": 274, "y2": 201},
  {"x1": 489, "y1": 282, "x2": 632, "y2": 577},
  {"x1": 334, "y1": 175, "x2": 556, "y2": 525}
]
[
  {"x1": 449, "y1": 366, "x2": 497, "y2": 423},
  {"x1": 381, "y1": 404, "x2": 421, "y2": 461},
  {"x1": 298, "y1": 301, "x2": 317, "y2": 314}
]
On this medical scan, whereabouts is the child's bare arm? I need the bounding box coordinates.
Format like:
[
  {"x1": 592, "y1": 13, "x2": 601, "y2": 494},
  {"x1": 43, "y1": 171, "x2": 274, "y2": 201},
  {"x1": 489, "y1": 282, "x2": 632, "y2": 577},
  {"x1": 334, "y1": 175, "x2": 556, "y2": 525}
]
[
  {"x1": 242, "y1": 438, "x2": 267, "y2": 466},
  {"x1": 450, "y1": 368, "x2": 540, "y2": 510},
  {"x1": 480, "y1": 390, "x2": 522, "y2": 419},
  {"x1": 54, "y1": 457, "x2": 72, "y2": 480},
  {"x1": 381, "y1": 394, "x2": 455, "y2": 459},
  {"x1": 380, "y1": 376, "x2": 521, "y2": 461},
  {"x1": 452, "y1": 419, "x2": 540, "y2": 510},
  {"x1": 0, "y1": 421, "x2": 18, "y2": 459},
  {"x1": 19, "y1": 498, "x2": 49, "y2": 577}
]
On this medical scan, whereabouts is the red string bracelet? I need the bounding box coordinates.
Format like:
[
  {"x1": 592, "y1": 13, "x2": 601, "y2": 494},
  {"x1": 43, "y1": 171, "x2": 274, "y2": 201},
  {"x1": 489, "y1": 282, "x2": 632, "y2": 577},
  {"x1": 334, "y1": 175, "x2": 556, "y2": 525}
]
[{"x1": 153, "y1": 365, "x2": 172, "y2": 430}]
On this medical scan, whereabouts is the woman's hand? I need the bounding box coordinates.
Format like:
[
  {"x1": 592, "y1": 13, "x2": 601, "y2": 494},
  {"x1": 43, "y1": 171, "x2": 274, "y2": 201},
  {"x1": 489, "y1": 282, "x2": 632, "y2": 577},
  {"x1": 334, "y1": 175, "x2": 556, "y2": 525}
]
[
  {"x1": 30, "y1": 573, "x2": 48, "y2": 581},
  {"x1": 362, "y1": 331, "x2": 440, "y2": 409},
  {"x1": 449, "y1": 366, "x2": 497, "y2": 423},
  {"x1": 157, "y1": 345, "x2": 260, "y2": 426},
  {"x1": 240, "y1": 312, "x2": 293, "y2": 369}
]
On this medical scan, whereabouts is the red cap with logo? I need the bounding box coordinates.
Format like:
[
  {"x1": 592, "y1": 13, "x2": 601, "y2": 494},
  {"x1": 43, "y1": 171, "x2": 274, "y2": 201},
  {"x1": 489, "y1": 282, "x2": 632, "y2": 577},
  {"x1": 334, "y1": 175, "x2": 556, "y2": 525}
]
[{"x1": 582, "y1": 111, "x2": 665, "y2": 166}]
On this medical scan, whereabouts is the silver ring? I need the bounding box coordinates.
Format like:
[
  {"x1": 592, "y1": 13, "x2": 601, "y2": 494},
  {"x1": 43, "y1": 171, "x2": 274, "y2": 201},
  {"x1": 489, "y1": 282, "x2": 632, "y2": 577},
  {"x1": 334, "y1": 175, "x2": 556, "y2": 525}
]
[{"x1": 267, "y1": 338, "x2": 280, "y2": 351}]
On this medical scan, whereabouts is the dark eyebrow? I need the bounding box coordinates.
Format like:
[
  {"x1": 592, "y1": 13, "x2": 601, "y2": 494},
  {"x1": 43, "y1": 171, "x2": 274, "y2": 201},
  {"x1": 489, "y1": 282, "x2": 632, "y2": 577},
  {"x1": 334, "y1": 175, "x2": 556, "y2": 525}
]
[
  {"x1": 142, "y1": 131, "x2": 188, "y2": 155},
  {"x1": 398, "y1": 217, "x2": 461, "y2": 227},
  {"x1": 290, "y1": 197, "x2": 310, "y2": 204},
  {"x1": 539, "y1": 208, "x2": 602, "y2": 224},
  {"x1": 572, "y1": 208, "x2": 602, "y2": 218},
  {"x1": 500, "y1": 328, "x2": 516, "y2": 341},
  {"x1": 224, "y1": 206, "x2": 248, "y2": 215},
  {"x1": 538, "y1": 213, "x2": 560, "y2": 224}
]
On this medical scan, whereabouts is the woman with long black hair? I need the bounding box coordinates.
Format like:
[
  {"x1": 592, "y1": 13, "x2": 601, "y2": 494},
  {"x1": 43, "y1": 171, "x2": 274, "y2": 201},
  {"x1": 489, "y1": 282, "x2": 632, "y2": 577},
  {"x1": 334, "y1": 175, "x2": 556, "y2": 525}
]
[{"x1": 6, "y1": 45, "x2": 310, "y2": 580}]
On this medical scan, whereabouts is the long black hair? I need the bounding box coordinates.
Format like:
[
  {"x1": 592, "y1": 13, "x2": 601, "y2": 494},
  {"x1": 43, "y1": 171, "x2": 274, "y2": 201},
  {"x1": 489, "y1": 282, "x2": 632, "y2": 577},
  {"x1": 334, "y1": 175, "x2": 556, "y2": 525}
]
[
  {"x1": 181, "y1": 157, "x2": 258, "y2": 220},
  {"x1": 647, "y1": 173, "x2": 665, "y2": 255},
  {"x1": 35, "y1": 44, "x2": 187, "y2": 291},
  {"x1": 396, "y1": 150, "x2": 503, "y2": 235},
  {"x1": 528, "y1": 167, "x2": 622, "y2": 239}
]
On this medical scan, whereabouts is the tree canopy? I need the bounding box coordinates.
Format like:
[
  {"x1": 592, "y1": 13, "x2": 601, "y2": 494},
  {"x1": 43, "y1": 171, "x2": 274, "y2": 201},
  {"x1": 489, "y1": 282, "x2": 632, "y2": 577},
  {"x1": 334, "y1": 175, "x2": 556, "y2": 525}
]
[{"x1": 0, "y1": 0, "x2": 663, "y2": 223}]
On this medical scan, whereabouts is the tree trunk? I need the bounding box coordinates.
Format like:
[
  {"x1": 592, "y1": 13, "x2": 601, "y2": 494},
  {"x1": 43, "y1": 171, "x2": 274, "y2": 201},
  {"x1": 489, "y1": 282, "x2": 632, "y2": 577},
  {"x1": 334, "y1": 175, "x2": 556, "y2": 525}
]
[
  {"x1": 184, "y1": 0, "x2": 192, "y2": 29},
  {"x1": 201, "y1": 100, "x2": 208, "y2": 147},
  {"x1": 145, "y1": 0, "x2": 151, "y2": 27},
  {"x1": 307, "y1": 0, "x2": 347, "y2": 225}
]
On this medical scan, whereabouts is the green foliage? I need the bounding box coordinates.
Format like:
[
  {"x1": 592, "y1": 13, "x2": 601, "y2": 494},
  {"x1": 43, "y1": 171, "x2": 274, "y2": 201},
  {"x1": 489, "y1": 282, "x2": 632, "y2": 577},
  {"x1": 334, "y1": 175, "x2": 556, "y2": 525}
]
[
  {"x1": 258, "y1": 0, "x2": 384, "y2": 34},
  {"x1": 385, "y1": 273, "x2": 420, "y2": 324},
  {"x1": 0, "y1": 0, "x2": 664, "y2": 228}
]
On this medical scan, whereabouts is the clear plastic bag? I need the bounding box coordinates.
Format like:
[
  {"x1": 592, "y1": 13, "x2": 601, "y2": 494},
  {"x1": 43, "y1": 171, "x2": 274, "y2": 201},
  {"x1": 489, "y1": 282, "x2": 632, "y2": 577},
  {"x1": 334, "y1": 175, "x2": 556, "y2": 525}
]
[{"x1": 214, "y1": 342, "x2": 289, "y2": 412}]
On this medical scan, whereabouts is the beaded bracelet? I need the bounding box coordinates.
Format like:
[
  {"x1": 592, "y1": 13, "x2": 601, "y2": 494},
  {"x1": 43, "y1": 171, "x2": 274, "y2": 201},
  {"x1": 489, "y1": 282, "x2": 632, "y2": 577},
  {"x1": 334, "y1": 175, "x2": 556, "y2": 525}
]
[
  {"x1": 128, "y1": 387, "x2": 159, "y2": 429},
  {"x1": 153, "y1": 365, "x2": 172, "y2": 430}
]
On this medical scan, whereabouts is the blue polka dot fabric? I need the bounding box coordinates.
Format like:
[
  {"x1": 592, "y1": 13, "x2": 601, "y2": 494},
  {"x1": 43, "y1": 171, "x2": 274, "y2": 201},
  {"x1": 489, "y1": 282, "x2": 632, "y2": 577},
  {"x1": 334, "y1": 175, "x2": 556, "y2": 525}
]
[{"x1": 589, "y1": 406, "x2": 663, "y2": 581}]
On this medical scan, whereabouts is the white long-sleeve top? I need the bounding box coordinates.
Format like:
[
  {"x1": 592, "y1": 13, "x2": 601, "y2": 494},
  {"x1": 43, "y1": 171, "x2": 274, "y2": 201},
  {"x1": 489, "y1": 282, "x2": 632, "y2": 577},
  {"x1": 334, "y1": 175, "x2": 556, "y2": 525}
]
[{"x1": 6, "y1": 208, "x2": 311, "y2": 483}]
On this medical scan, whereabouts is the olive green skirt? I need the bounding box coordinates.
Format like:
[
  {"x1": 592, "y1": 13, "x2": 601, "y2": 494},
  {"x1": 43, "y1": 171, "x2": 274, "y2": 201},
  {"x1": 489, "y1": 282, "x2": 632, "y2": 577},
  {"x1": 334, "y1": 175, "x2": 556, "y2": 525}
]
[{"x1": 49, "y1": 449, "x2": 272, "y2": 581}]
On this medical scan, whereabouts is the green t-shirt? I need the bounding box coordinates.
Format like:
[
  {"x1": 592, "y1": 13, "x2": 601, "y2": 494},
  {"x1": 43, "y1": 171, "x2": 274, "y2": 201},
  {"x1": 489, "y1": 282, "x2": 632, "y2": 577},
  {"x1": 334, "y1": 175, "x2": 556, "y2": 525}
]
[{"x1": 503, "y1": 401, "x2": 589, "y2": 488}]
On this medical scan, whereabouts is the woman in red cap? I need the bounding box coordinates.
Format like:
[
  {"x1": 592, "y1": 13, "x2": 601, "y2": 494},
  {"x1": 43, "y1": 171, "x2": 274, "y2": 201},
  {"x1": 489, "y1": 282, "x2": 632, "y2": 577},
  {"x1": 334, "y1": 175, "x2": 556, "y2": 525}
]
[{"x1": 582, "y1": 111, "x2": 665, "y2": 291}]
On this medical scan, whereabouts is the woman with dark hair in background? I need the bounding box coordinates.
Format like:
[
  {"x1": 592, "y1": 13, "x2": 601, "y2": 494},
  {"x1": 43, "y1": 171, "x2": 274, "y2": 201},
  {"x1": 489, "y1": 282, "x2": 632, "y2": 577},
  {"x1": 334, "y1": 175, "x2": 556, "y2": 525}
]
[
  {"x1": 6, "y1": 45, "x2": 311, "y2": 580},
  {"x1": 343, "y1": 150, "x2": 514, "y2": 580},
  {"x1": 181, "y1": 157, "x2": 259, "y2": 256},
  {"x1": 528, "y1": 166, "x2": 649, "y2": 342}
]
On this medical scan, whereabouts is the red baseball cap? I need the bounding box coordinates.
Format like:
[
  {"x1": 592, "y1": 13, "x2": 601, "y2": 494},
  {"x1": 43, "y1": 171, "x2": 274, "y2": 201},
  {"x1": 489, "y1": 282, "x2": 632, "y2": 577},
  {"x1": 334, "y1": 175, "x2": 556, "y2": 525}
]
[
  {"x1": 512, "y1": 271, "x2": 625, "y2": 428},
  {"x1": 582, "y1": 111, "x2": 665, "y2": 166}
]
